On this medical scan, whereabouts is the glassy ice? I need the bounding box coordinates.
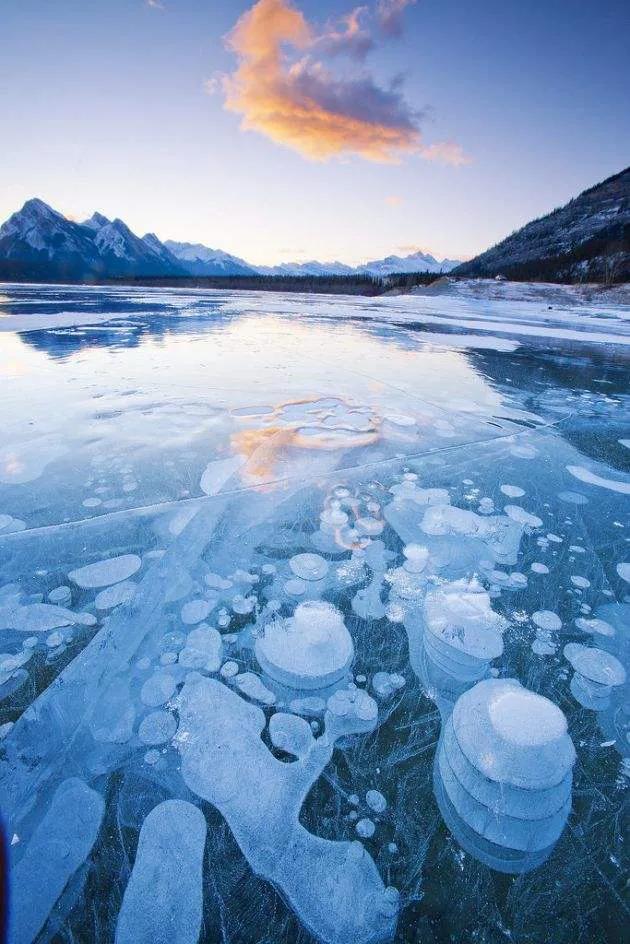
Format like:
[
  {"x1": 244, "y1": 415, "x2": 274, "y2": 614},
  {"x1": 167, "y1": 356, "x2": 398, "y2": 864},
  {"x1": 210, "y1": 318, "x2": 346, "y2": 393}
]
[{"x1": 0, "y1": 284, "x2": 628, "y2": 944}]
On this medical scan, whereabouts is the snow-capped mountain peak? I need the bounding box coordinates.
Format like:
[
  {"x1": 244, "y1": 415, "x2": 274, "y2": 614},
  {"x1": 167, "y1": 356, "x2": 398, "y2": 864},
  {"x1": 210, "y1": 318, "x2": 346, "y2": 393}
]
[
  {"x1": 83, "y1": 211, "x2": 111, "y2": 231},
  {"x1": 0, "y1": 197, "x2": 94, "y2": 259},
  {"x1": 164, "y1": 240, "x2": 256, "y2": 276}
]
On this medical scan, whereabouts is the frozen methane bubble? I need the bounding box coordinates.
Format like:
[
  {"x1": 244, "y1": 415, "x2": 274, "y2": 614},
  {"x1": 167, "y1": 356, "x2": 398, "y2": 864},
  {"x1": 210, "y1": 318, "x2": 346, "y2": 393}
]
[
  {"x1": 617, "y1": 562, "x2": 630, "y2": 584},
  {"x1": 220, "y1": 660, "x2": 239, "y2": 678},
  {"x1": 434, "y1": 679, "x2": 575, "y2": 874},
  {"x1": 138, "y1": 710, "x2": 178, "y2": 745},
  {"x1": 269, "y1": 712, "x2": 315, "y2": 758},
  {"x1": 9, "y1": 779, "x2": 105, "y2": 944},
  {"x1": 48, "y1": 585, "x2": 72, "y2": 605},
  {"x1": 352, "y1": 541, "x2": 393, "y2": 620},
  {"x1": 140, "y1": 670, "x2": 178, "y2": 707},
  {"x1": 422, "y1": 578, "x2": 506, "y2": 684},
  {"x1": 176, "y1": 677, "x2": 399, "y2": 944},
  {"x1": 575, "y1": 617, "x2": 615, "y2": 638},
  {"x1": 420, "y1": 504, "x2": 524, "y2": 565},
  {"x1": 0, "y1": 603, "x2": 95, "y2": 633},
  {"x1": 324, "y1": 686, "x2": 378, "y2": 739},
  {"x1": 570, "y1": 575, "x2": 590, "y2": 589},
  {"x1": 180, "y1": 598, "x2": 211, "y2": 625},
  {"x1": 178, "y1": 626, "x2": 223, "y2": 672},
  {"x1": 232, "y1": 594, "x2": 256, "y2": 614},
  {"x1": 289, "y1": 553, "x2": 329, "y2": 581},
  {"x1": 500, "y1": 485, "x2": 525, "y2": 498},
  {"x1": 95, "y1": 580, "x2": 136, "y2": 611},
  {"x1": 532, "y1": 610, "x2": 562, "y2": 631},
  {"x1": 255, "y1": 601, "x2": 354, "y2": 691},
  {"x1": 563, "y1": 643, "x2": 626, "y2": 710},
  {"x1": 503, "y1": 505, "x2": 543, "y2": 529},
  {"x1": 115, "y1": 800, "x2": 206, "y2": 944},
  {"x1": 68, "y1": 554, "x2": 141, "y2": 589},
  {"x1": 356, "y1": 818, "x2": 375, "y2": 839},
  {"x1": 402, "y1": 544, "x2": 429, "y2": 574},
  {"x1": 234, "y1": 671, "x2": 276, "y2": 705},
  {"x1": 366, "y1": 790, "x2": 387, "y2": 814},
  {"x1": 390, "y1": 478, "x2": 450, "y2": 506},
  {"x1": 284, "y1": 579, "x2": 307, "y2": 597},
  {"x1": 371, "y1": 672, "x2": 405, "y2": 701},
  {"x1": 531, "y1": 563, "x2": 549, "y2": 574}
]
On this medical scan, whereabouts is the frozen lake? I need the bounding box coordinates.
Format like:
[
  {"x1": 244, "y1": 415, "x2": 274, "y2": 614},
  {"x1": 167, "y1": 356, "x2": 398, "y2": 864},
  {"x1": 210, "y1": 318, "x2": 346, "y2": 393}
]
[{"x1": 0, "y1": 283, "x2": 628, "y2": 944}]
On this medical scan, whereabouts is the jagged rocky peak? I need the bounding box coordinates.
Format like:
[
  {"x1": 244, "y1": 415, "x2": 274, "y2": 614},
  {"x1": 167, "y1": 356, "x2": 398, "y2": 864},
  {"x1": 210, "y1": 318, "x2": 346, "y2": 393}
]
[
  {"x1": 83, "y1": 211, "x2": 111, "y2": 231},
  {"x1": 1, "y1": 198, "x2": 65, "y2": 237}
]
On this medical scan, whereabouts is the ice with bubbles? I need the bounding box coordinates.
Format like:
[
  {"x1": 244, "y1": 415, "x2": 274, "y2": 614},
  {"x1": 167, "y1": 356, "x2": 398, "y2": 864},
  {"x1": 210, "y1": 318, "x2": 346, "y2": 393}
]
[{"x1": 0, "y1": 283, "x2": 628, "y2": 944}]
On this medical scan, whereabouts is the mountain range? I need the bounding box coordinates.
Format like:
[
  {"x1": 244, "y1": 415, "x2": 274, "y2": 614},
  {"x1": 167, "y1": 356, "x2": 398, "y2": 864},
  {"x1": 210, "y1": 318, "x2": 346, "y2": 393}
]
[
  {"x1": 0, "y1": 199, "x2": 459, "y2": 282},
  {"x1": 2, "y1": 167, "x2": 627, "y2": 286},
  {"x1": 456, "y1": 167, "x2": 629, "y2": 283}
]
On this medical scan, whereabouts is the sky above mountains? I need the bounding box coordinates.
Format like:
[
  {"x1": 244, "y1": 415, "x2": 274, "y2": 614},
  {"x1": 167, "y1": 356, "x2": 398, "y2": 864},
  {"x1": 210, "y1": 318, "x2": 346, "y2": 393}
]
[{"x1": 2, "y1": 0, "x2": 629, "y2": 265}]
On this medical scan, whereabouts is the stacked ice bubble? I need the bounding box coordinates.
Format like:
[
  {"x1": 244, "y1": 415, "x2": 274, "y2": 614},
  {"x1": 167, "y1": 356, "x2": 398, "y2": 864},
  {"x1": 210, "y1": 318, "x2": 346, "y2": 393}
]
[
  {"x1": 422, "y1": 578, "x2": 506, "y2": 685},
  {"x1": 255, "y1": 600, "x2": 354, "y2": 690},
  {"x1": 434, "y1": 678, "x2": 576, "y2": 873},
  {"x1": 563, "y1": 643, "x2": 626, "y2": 710}
]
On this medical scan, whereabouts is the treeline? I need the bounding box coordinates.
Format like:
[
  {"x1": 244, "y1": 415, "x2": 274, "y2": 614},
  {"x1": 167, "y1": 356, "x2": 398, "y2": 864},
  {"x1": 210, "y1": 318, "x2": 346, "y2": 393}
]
[{"x1": 105, "y1": 271, "x2": 442, "y2": 295}]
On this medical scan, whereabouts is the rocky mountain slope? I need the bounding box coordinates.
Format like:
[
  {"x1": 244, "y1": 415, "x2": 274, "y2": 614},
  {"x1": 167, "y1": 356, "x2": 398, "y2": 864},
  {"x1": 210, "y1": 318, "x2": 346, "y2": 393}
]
[
  {"x1": 164, "y1": 241, "x2": 256, "y2": 276},
  {"x1": 455, "y1": 167, "x2": 629, "y2": 283},
  {"x1": 0, "y1": 200, "x2": 187, "y2": 281}
]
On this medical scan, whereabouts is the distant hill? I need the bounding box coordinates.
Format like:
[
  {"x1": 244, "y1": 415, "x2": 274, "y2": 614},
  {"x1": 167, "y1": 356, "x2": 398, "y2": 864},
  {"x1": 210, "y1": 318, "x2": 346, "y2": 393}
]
[
  {"x1": 455, "y1": 167, "x2": 629, "y2": 283},
  {"x1": 257, "y1": 251, "x2": 459, "y2": 277}
]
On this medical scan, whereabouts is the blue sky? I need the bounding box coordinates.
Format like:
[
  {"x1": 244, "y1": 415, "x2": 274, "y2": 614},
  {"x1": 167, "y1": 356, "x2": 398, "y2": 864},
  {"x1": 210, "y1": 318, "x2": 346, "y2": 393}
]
[{"x1": 1, "y1": 0, "x2": 628, "y2": 264}]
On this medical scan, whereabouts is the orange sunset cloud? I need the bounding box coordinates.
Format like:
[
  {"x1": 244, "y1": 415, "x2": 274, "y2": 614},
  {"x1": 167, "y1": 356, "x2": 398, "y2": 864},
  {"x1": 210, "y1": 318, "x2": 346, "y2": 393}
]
[{"x1": 219, "y1": 0, "x2": 467, "y2": 165}]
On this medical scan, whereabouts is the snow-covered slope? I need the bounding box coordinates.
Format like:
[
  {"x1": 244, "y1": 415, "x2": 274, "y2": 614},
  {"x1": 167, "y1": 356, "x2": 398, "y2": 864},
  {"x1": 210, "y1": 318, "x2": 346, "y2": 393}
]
[
  {"x1": 84, "y1": 213, "x2": 185, "y2": 274},
  {"x1": 456, "y1": 167, "x2": 629, "y2": 282},
  {"x1": 164, "y1": 241, "x2": 256, "y2": 276}
]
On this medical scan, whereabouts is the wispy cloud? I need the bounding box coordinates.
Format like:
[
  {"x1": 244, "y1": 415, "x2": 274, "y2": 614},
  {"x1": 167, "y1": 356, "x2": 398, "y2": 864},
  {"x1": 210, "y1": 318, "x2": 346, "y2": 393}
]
[
  {"x1": 317, "y1": 6, "x2": 374, "y2": 60},
  {"x1": 419, "y1": 140, "x2": 470, "y2": 166},
  {"x1": 376, "y1": 0, "x2": 417, "y2": 37},
  {"x1": 217, "y1": 0, "x2": 468, "y2": 165}
]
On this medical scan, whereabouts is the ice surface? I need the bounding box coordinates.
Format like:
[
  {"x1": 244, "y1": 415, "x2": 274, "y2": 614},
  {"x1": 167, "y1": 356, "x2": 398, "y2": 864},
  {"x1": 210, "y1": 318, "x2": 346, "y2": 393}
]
[
  {"x1": 0, "y1": 283, "x2": 628, "y2": 944},
  {"x1": 115, "y1": 800, "x2": 206, "y2": 944},
  {"x1": 9, "y1": 778, "x2": 105, "y2": 944}
]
